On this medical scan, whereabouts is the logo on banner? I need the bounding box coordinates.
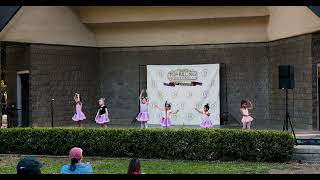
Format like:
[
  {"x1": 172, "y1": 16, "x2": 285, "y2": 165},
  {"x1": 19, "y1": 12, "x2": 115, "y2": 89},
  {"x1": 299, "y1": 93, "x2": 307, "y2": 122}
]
[{"x1": 164, "y1": 69, "x2": 202, "y2": 87}]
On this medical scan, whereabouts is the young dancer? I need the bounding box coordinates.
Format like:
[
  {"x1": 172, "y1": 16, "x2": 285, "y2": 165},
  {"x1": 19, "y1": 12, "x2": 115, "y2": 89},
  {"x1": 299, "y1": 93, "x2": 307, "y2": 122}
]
[
  {"x1": 195, "y1": 103, "x2": 213, "y2": 128},
  {"x1": 72, "y1": 93, "x2": 86, "y2": 128},
  {"x1": 240, "y1": 100, "x2": 254, "y2": 129},
  {"x1": 136, "y1": 89, "x2": 149, "y2": 129},
  {"x1": 155, "y1": 101, "x2": 179, "y2": 128},
  {"x1": 95, "y1": 98, "x2": 110, "y2": 128}
]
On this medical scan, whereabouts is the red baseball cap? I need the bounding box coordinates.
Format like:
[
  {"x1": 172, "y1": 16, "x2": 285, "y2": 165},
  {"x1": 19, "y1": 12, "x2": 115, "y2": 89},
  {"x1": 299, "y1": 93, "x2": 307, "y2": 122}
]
[{"x1": 69, "y1": 147, "x2": 83, "y2": 160}]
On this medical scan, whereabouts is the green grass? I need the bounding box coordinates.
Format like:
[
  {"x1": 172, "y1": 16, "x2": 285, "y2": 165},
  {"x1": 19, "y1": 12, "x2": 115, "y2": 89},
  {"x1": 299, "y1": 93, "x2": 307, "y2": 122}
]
[{"x1": 0, "y1": 155, "x2": 297, "y2": 174}]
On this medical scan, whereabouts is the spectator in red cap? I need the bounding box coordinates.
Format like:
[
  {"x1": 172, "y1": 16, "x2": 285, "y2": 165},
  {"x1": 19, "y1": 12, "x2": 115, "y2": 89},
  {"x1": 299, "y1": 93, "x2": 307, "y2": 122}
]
[{"x1": 60, "y1": 147, "x2": 93, "y2": 174}]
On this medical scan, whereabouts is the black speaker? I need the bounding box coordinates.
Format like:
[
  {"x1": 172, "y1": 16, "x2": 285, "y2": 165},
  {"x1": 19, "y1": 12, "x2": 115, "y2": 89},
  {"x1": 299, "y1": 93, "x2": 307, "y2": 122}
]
[{"x1": 279, "y1": 65, "x2": 294, "y2": 89}]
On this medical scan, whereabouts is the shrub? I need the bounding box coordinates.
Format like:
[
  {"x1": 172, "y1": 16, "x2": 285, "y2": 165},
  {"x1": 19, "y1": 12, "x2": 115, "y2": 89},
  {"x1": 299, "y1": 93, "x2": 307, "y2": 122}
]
[{"x1": 0, "y1": 128, "x2": 295, "y2": 162}]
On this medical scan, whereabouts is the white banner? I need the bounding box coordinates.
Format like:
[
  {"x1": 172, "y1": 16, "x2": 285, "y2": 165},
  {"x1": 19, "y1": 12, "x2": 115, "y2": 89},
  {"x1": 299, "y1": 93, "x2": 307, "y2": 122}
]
[{"x1": 147, "y1": 64, "x2": 220, "y2": 126}]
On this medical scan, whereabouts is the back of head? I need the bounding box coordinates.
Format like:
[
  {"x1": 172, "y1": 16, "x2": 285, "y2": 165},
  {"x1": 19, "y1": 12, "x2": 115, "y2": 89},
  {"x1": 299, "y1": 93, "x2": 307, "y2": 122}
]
[
  {"x1": 165, "y1": 101, "x2": 171, "y2": 109},
  {"x1": 204, "y1": 103, "x2": 210, "y2": 110},
  {"x1": 17, "y1": 157, "x2": 42, "y2": 175},
  {"x1": 68, "y1": 147, "x2": 83, "y2": 172},
  {"x1": 240, "y1": 100, "x2": 247, "y2": 107},
  {"x1": 128, "y1": 159, "x2": 141, "y2": 174}
]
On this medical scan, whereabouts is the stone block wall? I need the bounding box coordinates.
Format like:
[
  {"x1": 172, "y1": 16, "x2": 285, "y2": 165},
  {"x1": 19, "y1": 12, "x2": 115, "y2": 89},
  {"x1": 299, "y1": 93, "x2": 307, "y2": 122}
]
[
  {"x1": 5, "y1": 33, "x2": 319, "y2": 130},
  {"x1": 29, "y1": 44, "x2": 99, "y2": 126},
  {"x1": 100, "y1": 44, "x2": 270, "y2": 126}
]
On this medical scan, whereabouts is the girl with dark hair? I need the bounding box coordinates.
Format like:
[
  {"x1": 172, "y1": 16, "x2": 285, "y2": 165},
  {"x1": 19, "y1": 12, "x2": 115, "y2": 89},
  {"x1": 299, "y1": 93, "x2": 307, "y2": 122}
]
[
  {"x1": 155, "y1": 101, "x2": 179, "y2": 128},
  {"x1": 61, "y1": 147, "x2": 93, "y2": 174},
  {"x1": 240, "y1": 99, "x2": 254, "y2": 129},
  {"x1": 95, "y1": 98, "x2": 110, "y2": 128},
  {"x1": 128, "y1": 159, "x2": 143, "y2": 174},
  {"x1": 136, "y1": 89, "x2": 150, "y2": 129},
  {"x1": 195, "y1": 103, "x2": 213, "y2": 128},
  {"x1": 72, "y1": 93, "x2": 86, "y2": 128}
]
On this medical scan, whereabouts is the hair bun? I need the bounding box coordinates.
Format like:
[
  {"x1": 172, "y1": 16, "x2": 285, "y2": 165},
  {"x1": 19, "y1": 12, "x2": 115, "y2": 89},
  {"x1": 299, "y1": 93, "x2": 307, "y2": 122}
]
[{"x1": 204, "y1": 103, "x2": 210, "y2": 109}]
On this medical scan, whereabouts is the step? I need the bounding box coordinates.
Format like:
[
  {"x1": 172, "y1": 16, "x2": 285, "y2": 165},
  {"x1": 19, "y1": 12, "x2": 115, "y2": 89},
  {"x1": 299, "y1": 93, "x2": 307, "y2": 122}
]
[
  {"x1": 293, "y1": 154, "x2": 320, "y2": 161},
  {"x1": 296, "y1": 139, "x2": 320, "y2": 145},
  {"x1": 294, "y1": 145, "x2": 320, "y2": 153},
  {"x1": 293, "y1": 145, "x2": 320, "y2": 161}
]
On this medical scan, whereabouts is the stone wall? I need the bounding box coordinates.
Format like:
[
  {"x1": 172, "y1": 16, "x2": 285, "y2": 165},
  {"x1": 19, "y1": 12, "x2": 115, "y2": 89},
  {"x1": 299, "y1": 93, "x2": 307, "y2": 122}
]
[
  {"x1": 312, "y1": 33, "x2": 320, "y2": 130},
  {"x1": 6, "y1": 44, "x2": 30, "y2": 106},
  {"x1": 100, "y1": 44, "x2": 270, "y2": 126},
  {"x1": 269, "y1": 34, "x2": 313, "y2": 130},
  {"x1": 29, "y1": 44, "x2": 99, "y2": 126},
  {"x1": 5, "y1": 33, "x2": 318, "y2": 130},
  {"x1": 6, "y1": 44, "x2": 30, "y2": 126}
]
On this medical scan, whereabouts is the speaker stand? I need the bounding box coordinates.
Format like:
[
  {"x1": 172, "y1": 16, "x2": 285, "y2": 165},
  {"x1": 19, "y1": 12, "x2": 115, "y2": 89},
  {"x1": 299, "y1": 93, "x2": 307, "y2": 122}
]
[{"x1": 282, "y1": 88, "x2": 297, "y2": 145}]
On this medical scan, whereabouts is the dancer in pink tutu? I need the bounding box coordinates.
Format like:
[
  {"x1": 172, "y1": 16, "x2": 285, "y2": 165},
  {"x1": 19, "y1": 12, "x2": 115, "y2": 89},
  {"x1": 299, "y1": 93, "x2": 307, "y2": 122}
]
[
  {"x1": 155, "y1": 101, "x2": 179, "y2": 128},
  {"x1": 136, "y1": 89, "x2": 149, "y2": 129},
  {"x1": 195, "y1": 103, "x2": 213, "y2": 128},
  {"x1": 240, "y1": 100, "x2": 254, "y2": 129},
  {"x1": 95, "y1": 98, "x2": 110, "y2": 128},
  {"x1": 72, "y1": 93, "x2": 86, "y2": 128}
]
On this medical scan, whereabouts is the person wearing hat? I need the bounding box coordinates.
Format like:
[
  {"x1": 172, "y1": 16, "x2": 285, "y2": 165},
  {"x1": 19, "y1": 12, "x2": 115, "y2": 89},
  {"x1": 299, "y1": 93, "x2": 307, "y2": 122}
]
[
  {"x1": 61, "y1": 147, "x2": 93, "y2": 174},
  {"x1": 17, "y1": 157, "x2": 43, "y2": 175}
]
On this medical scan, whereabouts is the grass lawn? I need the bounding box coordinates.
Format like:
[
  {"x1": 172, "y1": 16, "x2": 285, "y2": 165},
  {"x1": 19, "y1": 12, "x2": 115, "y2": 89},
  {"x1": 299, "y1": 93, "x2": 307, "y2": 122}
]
[{"x1": 0, "y1": 155, "x2": 297, "y2": 174}]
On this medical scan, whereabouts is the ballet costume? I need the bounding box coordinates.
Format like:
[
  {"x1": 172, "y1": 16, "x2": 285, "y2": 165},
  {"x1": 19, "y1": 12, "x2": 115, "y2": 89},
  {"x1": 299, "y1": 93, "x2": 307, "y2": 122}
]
[
  {"x1": 200, "y1": 111, "x2": 213, "y2": 128},
  {"x1": 95, "y1": 105, "x2": 110, "y2": 124},
  {"x1": 241, "y1": 108, "x2": 253, "y2": 129},
  {"x1": 241, "y1": 108, "x2": 253, "y2": 123},
  {"x1": 160, "y1": 110, "x2": 172, "y2": 128},
  {"x1": 136, "y1": 103, "x2": 150, "y2": 122},
  {"x1": 72, "y1": 102, "x2": 86, "y2": 121}
]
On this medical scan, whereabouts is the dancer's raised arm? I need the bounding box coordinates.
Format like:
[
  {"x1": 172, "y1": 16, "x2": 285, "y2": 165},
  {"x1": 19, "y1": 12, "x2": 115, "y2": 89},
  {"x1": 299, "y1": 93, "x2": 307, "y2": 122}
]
[
  {"x1": 155, "y1": 104, "x2": 164, "y2": 111},
  {"x1": 139, "y1": 89, "x2": 144, "y2": 102},
  {"x1": 172, "y1": 110, "x2": 179, "y2": 114},
  {"x1": 195, "y1": 108, "x2": 202, "y2": 114},
  {"x1": 74, "y1": 93, "x2": 78, "y2": 102},
  {"x1": 145, "y1": 89, "x2": 149, "y2": 103},
  {"x1": 247, "y1": 100, "x2": 253, "y2": 110}
]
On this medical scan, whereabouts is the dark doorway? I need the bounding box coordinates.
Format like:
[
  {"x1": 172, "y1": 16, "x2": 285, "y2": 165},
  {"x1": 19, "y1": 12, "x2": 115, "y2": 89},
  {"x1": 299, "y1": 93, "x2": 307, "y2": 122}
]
[{"x1": 20, "y1": 73, "x2": 29, "y2": 127}]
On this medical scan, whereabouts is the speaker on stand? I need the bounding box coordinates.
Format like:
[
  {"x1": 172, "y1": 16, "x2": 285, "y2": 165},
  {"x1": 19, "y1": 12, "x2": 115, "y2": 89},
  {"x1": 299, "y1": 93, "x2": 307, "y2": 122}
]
[{"x1": 278, "y1": 65, "x2": 297, "y2": 144}]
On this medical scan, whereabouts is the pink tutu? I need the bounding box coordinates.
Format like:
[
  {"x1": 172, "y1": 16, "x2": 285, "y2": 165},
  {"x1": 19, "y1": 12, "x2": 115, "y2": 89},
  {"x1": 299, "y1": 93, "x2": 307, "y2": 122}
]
[
  {"x1": 136, "y1": 112, "x2": 149, "y2": 122},
  {"x1": 200, "y1": 116, "x2": 213, "y2": 128},
  {"x1": 72, "y1": 111, "x2": 86, "y2": 121},
  {"x1": 241, "y1": 116, "x2": 253, "y2": 123},
  {"x1": 160, "y1": 117, "x2": 171, "y2": 127},
  {"x1": 95, "y1": 114, "x2": 110, "y2": 124}
]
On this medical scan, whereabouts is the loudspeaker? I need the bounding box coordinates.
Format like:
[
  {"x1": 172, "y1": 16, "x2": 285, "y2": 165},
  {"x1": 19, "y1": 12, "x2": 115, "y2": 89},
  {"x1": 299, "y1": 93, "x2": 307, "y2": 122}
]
[{"x1": 279, "y1": 65, "x2": 294, "y2": 89}]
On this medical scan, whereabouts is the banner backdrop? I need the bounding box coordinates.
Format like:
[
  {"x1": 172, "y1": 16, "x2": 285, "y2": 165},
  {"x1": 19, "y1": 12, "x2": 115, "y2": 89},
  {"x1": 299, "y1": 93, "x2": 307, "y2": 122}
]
[{"x1": 147, "y1": 64, "x2": 220, "y2": 126}]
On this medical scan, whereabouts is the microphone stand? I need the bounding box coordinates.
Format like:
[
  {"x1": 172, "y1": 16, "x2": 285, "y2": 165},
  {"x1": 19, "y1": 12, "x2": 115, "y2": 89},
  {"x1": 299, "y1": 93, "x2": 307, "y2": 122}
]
[{"x1": 51, "y1": 98, "x2": 54, "y2": 128}]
